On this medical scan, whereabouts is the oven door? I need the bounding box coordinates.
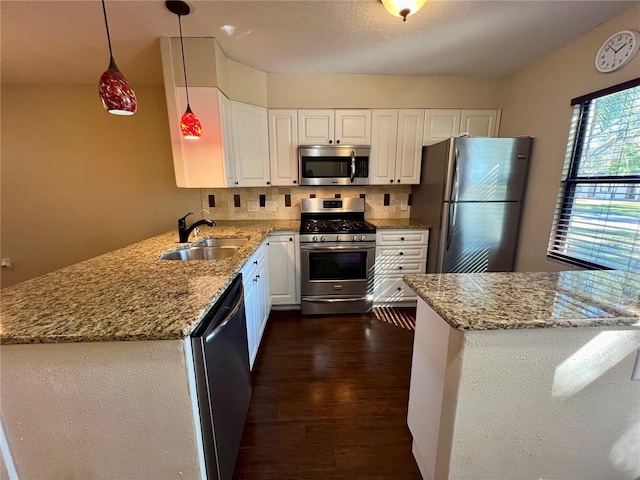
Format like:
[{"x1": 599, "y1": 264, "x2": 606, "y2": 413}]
[
  {"x1": 301, "y1": 242, "x2": 375, "y2": 293},
  {"x1": 300, "y1": 243, "x2": 375, "y2": 314}
]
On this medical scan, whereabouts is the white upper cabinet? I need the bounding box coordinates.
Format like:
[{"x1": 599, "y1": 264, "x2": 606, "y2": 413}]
[
  {"x1": 460, "y1": 109, "x2": 501, "y2": 137},
  {"x1": 423, "y1": 109, "x2": 462, "y2": 146},
  {"x1": 335, "y1": 110, "x2": 371, "y2": 145},
  {"x1": 298, "y1": 110, "x2": 334, "y2": 145},
  {"x1": 165, "y1": 87, "x2": 270, "y2": 188},
  {"x1": 268, "y1": 110, "x2": 299, "y2": 186},
  {"x1": 370, "y1": 110, "x2": 399, "y2": 185},
  {"x1": 370, "y1": 109, "x2": 424, "y2": 185},
  {"x1": 298, "y1": 109, "x2": 371, "y2": 145},
  {"x1": 230, "y1": 101, "x2": 271, "y2": 187},
  {"x1": 423, "y1": 109, "x2": 501, "y2": 145},
  {"x1": 395, "y1": 110, "x2": 425, "y2": 185}
]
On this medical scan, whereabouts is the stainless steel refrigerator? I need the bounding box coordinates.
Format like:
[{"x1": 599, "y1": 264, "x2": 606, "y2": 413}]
[{"x1": 411, "y1": 137, "x2": 533, "y2": 273}]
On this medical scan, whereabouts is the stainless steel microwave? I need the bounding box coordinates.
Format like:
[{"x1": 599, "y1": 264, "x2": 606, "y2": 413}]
[{"x1": 299, "y1": 146, "x2": 371, "y2": 186}]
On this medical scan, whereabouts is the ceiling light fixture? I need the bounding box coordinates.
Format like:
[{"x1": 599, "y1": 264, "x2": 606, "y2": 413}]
[
  {"x1": 381, "y1": 0, "x2": 427, "y2": 22},
  {"x1": 166, "y1": 0, "x2": 202, "y2": 140},
  {"x1": 99, "y1": 0, "x2": 137, "y2": 115}
]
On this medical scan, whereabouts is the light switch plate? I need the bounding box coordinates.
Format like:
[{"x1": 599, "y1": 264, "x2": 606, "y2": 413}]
[
  {"x1": 265, "y1": 201, "x2": 276, "y2": 212},
  {"x1": 248, "y1": 201, "x2": 258, "y2": 212},
  {"x1": 400, "y1": 201, "x2": 408, "y2": 211}
]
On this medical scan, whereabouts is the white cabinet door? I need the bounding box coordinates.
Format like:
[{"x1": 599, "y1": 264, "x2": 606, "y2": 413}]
[
  {"x1": 268, "y1": 110, "x2": 299, "y2": 186},
  {"x1": 298, "y1": 109, "x2": 370, "y2": 146},
  {"x1": 242, "y1": 242, "x2": 269, "y2": 370},
  {"x1": 370, "y1": 110, "x2": 399, "y2": 185},
  {"x1": 268, "y1": 233, "x2": 299, "y2": 305},
  {"x1": 231, "y1": 102, "x2": 271, "y2": 187},
  {"x1": 395, "y1": 110, "x2": 425, "y2": 185},
  {"x1": 243, "y1": 276, "x2": 259, "y2": 368},
  {"x1": 298, "y1": 110, "x2": 334, "y2": 145},
  {"x1": 423, "y1": 109, "x2": 462, "y2": 145},
  {"x1": 255, "y1": 256, "x2": 269, "y2": 341},
  {"x1": 335, "y1": 109, "x2": 371, "y2": 145},
  {"x1": 460, "y1": 109, "x2": 501, "y2": 137}
]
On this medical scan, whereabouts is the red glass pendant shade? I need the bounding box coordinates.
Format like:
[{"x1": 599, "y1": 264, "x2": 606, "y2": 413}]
[
  {"x1": 99, "y1": 58, "x2": 137, "y2": 115},
  {"x1": 180, "y1": 105, "x2": 202, "y2": 139}
]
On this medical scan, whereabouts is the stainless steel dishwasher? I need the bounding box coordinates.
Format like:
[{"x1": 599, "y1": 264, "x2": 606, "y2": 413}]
[{"x1": 191, "y1": 274, "x2": 252, "y2": 480}]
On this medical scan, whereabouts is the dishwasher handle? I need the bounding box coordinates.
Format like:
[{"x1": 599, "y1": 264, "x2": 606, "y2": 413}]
[{"x1": 204, "y1": 282, "x2": 244, "y2": 343}]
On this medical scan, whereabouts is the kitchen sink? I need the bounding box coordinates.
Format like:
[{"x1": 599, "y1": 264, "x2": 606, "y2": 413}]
[
  {"x1": 192, "y1": 237, "x2": 250, "y2": 248},
  {"x1": 160, "y1": 246, "x2": 240, "y2": 261}
]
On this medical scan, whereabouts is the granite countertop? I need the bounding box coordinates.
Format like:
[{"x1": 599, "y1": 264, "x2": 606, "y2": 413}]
[
  {"x1": 368, "y1": 218, "x2": 430, "y2": 229},
  {"x1": 403, "y1": 270, "x2": 640, "y2": 330},
  {"x1": 0, "y1": 220, "x2": 299, "y2": 345}
]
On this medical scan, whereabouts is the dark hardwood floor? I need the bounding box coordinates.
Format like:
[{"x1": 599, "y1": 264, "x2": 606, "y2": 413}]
[{"x1": 233, "y1": 309, "x2": 422, "y2": 480}]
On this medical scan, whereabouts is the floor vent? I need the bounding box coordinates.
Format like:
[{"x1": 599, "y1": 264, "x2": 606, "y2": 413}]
[{"x1": 372, "y1": 307, "x2": 416, "y2": 331}]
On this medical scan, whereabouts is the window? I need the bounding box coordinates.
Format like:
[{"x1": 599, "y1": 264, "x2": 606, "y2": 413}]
[{"x1": 548, "y1": 78, "x2": 640, "y2": 270}]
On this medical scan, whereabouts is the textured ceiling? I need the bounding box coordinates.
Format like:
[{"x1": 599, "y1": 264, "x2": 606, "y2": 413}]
[{"x1": 1, "y1": 1, "x2": 637, "y2": 86}]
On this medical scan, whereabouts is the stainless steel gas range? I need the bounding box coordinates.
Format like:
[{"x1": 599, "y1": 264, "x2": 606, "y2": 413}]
[{"x1": 299, "y1": 198, "x2": 376, "y2": 315}]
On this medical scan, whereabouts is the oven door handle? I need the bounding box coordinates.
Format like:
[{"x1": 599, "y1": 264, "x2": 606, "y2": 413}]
[
  {"x1": 302, "y1": 296, "x2": 370, "y2": 303},
  {"x1": 300, "y1": 244, "x2": 375, "y2": 252}
]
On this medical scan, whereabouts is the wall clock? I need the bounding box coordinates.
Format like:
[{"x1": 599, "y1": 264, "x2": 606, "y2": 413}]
[{"x1": 595, "y1": 30, "x2": 640, "y2": 73}]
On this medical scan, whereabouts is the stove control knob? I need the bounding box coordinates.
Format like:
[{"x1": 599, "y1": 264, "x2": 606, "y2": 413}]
[
  {"x1": 312, "y1": 235, "x2": 318, "y2": 242},
  {"x1": 320, "y1": 236, "x2": 326, "y2": 242},
  {"x1": 337, "y1": 236, "x2": 342, "y2": 242},
  {"x1": 351, "y1": 235, "x2": 357, "y2": 242},
  {"x1": 360, "y1": 235, "x2": 366, "y2": 241}
]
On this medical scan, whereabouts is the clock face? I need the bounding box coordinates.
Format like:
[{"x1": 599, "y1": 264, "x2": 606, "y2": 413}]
[{"x1": 595, "y1": 30, "x2": 640, "y2": 73}]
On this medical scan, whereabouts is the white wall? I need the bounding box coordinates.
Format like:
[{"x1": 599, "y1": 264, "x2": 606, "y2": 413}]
[
  {"x1": 501, "y1": 5, "x2": 640, "y2": 272},
  {"x1": 0, "y1": 85, "x2": 201, "y2": 288},
  {"x1": 447, "y1": 327, "x2": 640, "y2": 479},
  {"x1": 267, "y1": 73, "x2": 505, "y2": 109},
  {"x1": 0, "y1": 340, "x2": 202, "y2": 479}
]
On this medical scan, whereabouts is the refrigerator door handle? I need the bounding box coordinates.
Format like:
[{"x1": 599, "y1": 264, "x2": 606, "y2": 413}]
[
  {"x1": 446, "y1": 201, "x2": 456, "y2": 251},
  {"x1": 451, "y1": 148, "x2": 460, "y2": 203}
]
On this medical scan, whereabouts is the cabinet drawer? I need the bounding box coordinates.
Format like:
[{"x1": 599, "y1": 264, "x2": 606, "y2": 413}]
[
  {"x1": 376, "y1": 229, "x2": 429, "y2": 246},
  {"x1": 374, "y1": 259, "x2": 426, "y2": 275},
  {"x1": 376, "y1": 245, "x2": 427, "y2": 260},
  {"x1": 374, "y1": 276, "x2": 417, "y2": 301},
  {"x1": 242, "y1": 242, "x2": 265, "y2": 285}
]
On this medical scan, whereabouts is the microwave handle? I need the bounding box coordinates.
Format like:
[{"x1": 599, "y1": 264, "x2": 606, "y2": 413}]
[{"x1": 350, "y1": 151, "x2": 356, "y2": 183}]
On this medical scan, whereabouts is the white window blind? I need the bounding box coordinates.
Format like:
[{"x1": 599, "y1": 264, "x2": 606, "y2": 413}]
[{"x1": 547, "y1": 79, "x2": 640, "y2": 270}]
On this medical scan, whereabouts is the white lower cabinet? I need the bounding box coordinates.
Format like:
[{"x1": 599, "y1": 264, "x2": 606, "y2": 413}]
[
  {"x1": 267, "y1": 233, "x2": 300, "y2": 307},
  {"x1": 374, "y1": 229, "x2": 429, "y2": 304},
  {"x1": 241, "y1": 241, "x2": 270, "y2": 369}
]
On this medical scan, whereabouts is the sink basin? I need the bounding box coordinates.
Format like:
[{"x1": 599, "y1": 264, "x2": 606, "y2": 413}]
[
  {"x1": 192, "y1": 237, "x2": 250, "y2": 248},
  {"x1": 160, "y1": 246, "x2": 240, "y2": 261}
]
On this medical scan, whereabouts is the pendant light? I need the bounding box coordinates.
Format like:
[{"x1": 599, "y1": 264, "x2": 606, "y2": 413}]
[
  {"x1": 166, "y1": 1, "x2": 202, "y2": 140},
  {"x1": 381, "y1": 0, "x2": 427, "y2": 22},
  {"x1": 98, "y1": 0, "x2": 137, "y2": 115}
]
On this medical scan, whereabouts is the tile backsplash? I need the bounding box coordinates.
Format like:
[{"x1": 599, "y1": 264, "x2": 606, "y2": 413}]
[{"x1": 199, "y1": 186, "x2": 412, "y2": 220}]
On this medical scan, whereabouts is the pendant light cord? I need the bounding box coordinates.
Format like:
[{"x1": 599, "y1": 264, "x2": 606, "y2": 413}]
[
  {"x1": 101, "y1": 0, "x2": 114, "y2": 61},
  {"x1": 178, "y1": 14, "x2": 191, "y2": 107}
]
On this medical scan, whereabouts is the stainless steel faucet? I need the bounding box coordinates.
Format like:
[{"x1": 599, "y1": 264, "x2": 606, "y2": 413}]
[{"x1": 178, "y1": 212, "x2": 216, "y2": 243}]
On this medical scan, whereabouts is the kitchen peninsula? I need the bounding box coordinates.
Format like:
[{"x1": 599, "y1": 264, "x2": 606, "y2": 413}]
[
  {"x1": 0, "y1": 220, "x2": 298, "y2": 479},
  {"x1": 403, "y1": 270, "x2": 640, "y2": 480}
]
